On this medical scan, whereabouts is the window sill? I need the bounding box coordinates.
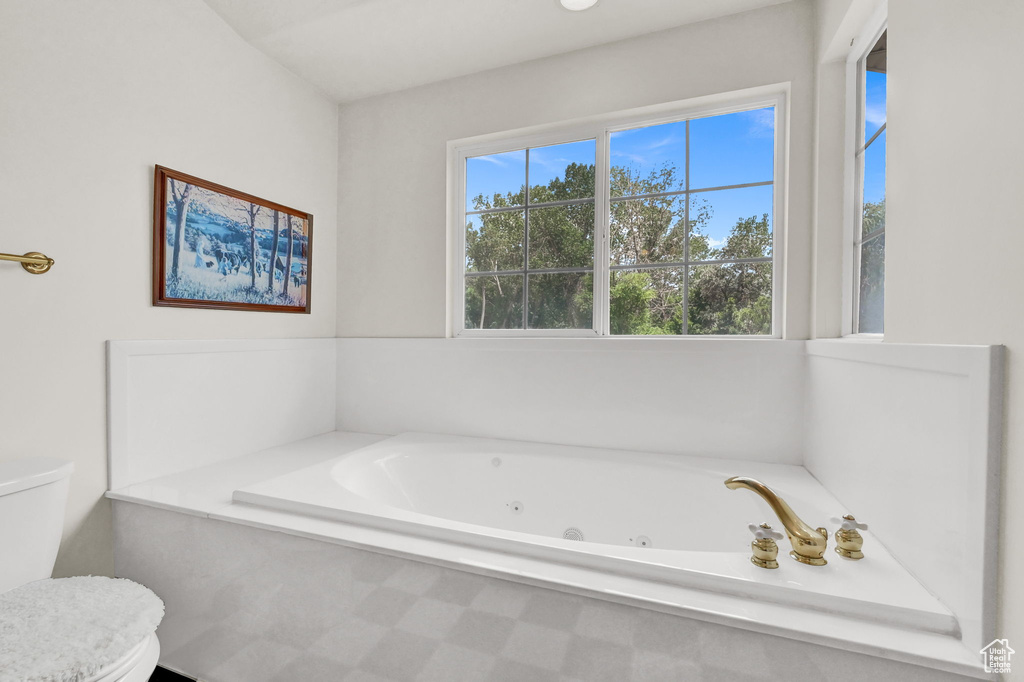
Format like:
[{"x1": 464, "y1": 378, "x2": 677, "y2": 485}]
[
  {"x1": 453, "y1": 332, "x2": 783, "y2": 341},
  {"x1": 818, "y1": 334, "x2": 884, "y2": 343}
]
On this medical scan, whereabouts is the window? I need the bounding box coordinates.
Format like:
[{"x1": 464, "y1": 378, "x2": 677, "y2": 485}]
[
  {"x1": 852, "y1": 29, "x2": 886, "y2": 333},
  {"x1": 453, "y1": 94, "x2": 782, "y2": 337}
]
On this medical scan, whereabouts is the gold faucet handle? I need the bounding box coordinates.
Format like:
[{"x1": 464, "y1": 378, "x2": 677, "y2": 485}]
[
  {"x1": 748, "y1": 522, "x2": 783, "y2": 569},
  {"x1": 831, "y1": 515, "x2": 868, "y2": 560},
  {"x1": 748, "y1": 522, "x2": 784, "y2": 541}
]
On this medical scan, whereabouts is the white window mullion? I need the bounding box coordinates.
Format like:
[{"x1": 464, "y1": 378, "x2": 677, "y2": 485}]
[
  {"x1": 852, "y1": 143, "x2": 866, "y2": 333},
  {"x1": 523, "y1": 148, "x2": 531, "y2": 330},
  {"x1": 682, "y1": 119, "x2": 691, "y2": 334},
  {"x1": 851, "y1": 51, "x2": 869, "y2": 335}
]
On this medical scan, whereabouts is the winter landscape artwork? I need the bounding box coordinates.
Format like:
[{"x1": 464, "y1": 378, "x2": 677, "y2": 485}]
[{"x1": 153, "y1": 166, "x2": 312, "y2": 313}]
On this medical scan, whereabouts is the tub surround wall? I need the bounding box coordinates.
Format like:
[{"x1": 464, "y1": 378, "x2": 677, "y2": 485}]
[
  {"x1": 804, "y1": 340, "x2": 1003, "y2": 655},
  {"x1": 111, "y1": 500, "x2": 975, "y2": 681},
  {"x1": 107, "y1": 340, "x2": 337, "y2": 489},
  {"x1": 0, "y1": 0, "x2": 339, "y2": 579},
  {"x1": 335, "y1": 338, "x2": 806, "y2": 464},
  {"x1": 106, "y1": 335, "x2": 1000, "y2": 675}
]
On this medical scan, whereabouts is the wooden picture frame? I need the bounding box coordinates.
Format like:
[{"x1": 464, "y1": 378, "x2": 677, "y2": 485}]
[{"x1": 153, "y1": 165, "x2": 312, "y2": 313}]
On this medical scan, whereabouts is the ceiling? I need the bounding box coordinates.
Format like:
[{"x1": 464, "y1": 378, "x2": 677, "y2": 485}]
[{"x1": 203, "y1": 0, "x2": 792, "y2": 103}]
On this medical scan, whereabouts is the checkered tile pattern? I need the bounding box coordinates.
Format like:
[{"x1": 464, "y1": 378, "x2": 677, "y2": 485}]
[
  {"x1": 174, "y1": 558, "x2": 684, "y2": 682},
  {"x1": 118, "y1": 504, "x2": 970, "y2": 682}
]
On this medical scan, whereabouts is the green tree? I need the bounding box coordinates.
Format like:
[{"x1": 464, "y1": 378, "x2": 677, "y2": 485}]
[
  {"x1": 609, "y1": 270, "x2": 682, "y2": 335},
  {"x1": 858, "y1": 198, "x2": 885, "y2": 332},
  {"x1": 608, "y1": 164, "x2": 684, "y2": 266},
  {"x1": 687, "y1": 214, "x2": 772, "y2": 335},
  {"x1": 607, "y1": 164, "x2": 692, "y2": 334}
]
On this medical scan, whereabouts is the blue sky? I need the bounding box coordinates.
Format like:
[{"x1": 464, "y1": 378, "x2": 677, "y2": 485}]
[
  {"x1": 466, "y1": 107, "x2": 776, "y2": 250},
  {"x1": 865, "y1": 70, "x2": 887, "y2": 141},
  {"x1": 863, "y1": 70, "x2": 887, "y2": 206}
]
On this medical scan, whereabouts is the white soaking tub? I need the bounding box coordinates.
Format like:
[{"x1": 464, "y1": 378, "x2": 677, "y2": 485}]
[{"x1": 233, "y1": 432, "x2": 954, "y2": 636}]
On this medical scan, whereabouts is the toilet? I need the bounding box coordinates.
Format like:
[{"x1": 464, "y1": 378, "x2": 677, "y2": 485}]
[{"x1": 0, "y1": 457, "x2": 163, "y2": 682}]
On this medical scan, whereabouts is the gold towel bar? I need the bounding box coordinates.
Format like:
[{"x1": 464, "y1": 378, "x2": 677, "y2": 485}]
[{"x1": 0, "y1": 251, "x2": 54, "y2": 274}]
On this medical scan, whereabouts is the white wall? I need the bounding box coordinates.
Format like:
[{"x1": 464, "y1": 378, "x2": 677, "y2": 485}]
[
  {"x1": 884, "y1": 0, "x2": 1024, "y2": 657},
  {"x1": 810, "y1": 56, "x2": 847, "y2": 338},
  {"x1": 336, "y1": 338, "x2": 806, "y2": 463},
  {"x1": 0, "y1": 0, "x2": 338, "y2": 577},
  {"x1": 811, "y1": 0, "x2": 1024, "y2": 659},
  {"x1": 814, "y1": 0, "x2": 882, "y2": 62},
  {"x1": 336, "y1": 0, "x2": 815, "y2": 339},
  {"x1": 108, "y1": 340, "x2": 337, "y2": 489}
]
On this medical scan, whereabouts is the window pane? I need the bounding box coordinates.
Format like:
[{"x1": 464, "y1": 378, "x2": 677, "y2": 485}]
[
  {"x1": 858, "y1": 233, "x2": 885, "y2": 333},
  {"x1": 528, "y1": 140, "x2": 595, "y2": 204},
  {"x1": 609, "y1": 121, "x2": 686, "y2": 198},
  {"x1": 466, "y1": 211, "x2": 524, "y2": 273},
  {"x1": 857, "y1": 29, "x2": 886, "y2": 334},
  {"x1": 609, "y1": 196, "x2": 685, "y2": 267},
  {"x1": 865, "y1": 68, "x2": 886, "y2": 143},
  {"x1": 690, "y1": 108, "x2": 774, "y2": 190},
  {"x1": 689, "y1": 185, "x2": 773, "y2": 261},
  {"x1": 688, "y1": 262, "x2": 772, "y2": 335},
  {"x1": 609, "y1": 268, "x2": 684, "y2": 335},
  {"x1": 862, "y1": 128, "x2": 886, "y2": 232},
  {"x1": 527, "y1": 272, "x2": 593, "y2": 329},
  {"x1": 466, "y1": 150, "x2": 526, "y2": 212},
  {"x1": 528, "y1": 203, "x2": 594, "y2": 269},
  {"x1": 465, "y1": 275, "x2": 524, "y2": 329}
]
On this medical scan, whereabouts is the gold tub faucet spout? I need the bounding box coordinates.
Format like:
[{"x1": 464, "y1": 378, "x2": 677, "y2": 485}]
[{"x1": 724, "y1": 476, "x2": 829, "y2": 566}]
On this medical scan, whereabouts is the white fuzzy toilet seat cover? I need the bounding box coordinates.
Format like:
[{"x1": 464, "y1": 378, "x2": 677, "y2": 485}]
[{"x1": 0, "y1": 576, "x2": 164, "y2": 682}]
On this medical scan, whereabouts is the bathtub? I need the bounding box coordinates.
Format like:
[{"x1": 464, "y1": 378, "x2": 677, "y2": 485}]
[{"x1": 233, "y1": 432, "x2": 954, "y2": 637}]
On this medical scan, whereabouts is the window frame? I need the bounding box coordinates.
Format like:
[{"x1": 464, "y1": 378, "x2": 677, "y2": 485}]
[
  {"x1": 842, "y1": 4, "x2": 887, "y2": 338},
  {"x1": 448, "y1": 86, "x2": 788, "y2": 339}
]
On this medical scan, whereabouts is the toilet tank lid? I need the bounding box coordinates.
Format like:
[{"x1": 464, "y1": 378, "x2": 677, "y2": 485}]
[{"x1": 0, "y1": 457, "x2": 74, "y2": 497}]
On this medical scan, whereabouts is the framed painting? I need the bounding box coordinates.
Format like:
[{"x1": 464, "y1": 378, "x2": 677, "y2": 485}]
[{"x1": 153, "y1": 166, "x2": 312, "y2": 313}]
